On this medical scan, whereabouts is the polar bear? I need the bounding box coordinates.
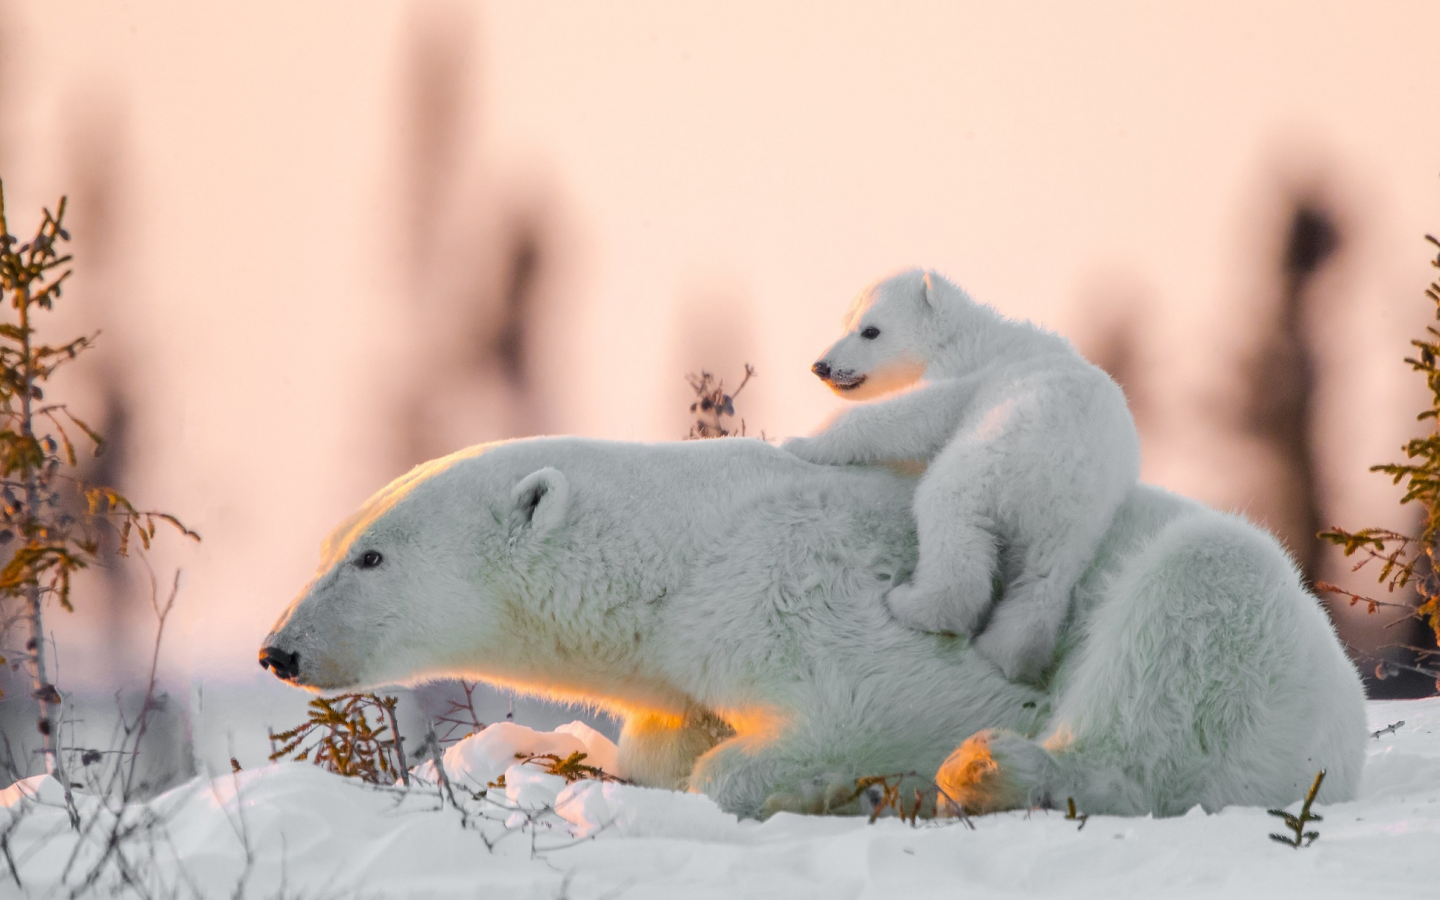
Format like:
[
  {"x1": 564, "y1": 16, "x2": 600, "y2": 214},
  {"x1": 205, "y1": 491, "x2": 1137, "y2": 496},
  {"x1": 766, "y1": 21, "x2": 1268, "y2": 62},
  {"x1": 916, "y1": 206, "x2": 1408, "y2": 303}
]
[
  {"x1": 259, "y1": 436, "x2": 1365, "y2": 820},
  {"x1": 784, "y1": 269, "x2": 1141, "y2": 682}
]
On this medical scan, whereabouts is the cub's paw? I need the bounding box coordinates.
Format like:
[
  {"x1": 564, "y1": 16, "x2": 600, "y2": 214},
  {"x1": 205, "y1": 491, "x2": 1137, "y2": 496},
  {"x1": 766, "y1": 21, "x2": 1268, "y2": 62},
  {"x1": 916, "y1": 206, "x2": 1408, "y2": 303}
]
[
  {"x1": 885, "y1": 581, "x2": 982, "y2": 635},
  {"x1": 779, "y1": 436, "x2": 833, "y2": 465},
  {"x1": 972, "y1": 608, "x2": 1059, "y2": 683},
  {"x1": 935, "y1": 730, "x2": 1055, "y2": 817}
]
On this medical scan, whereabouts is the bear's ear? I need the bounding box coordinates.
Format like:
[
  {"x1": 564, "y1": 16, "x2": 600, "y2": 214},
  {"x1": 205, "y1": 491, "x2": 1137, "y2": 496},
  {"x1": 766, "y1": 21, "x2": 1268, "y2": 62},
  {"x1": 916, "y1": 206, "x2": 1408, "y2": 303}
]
[
  {"x1": 921, "y1": 270, "x2": 945, "y2": 312},
  {"x1": 509, "y1": 467, "x2": 570, "y2": 536}
]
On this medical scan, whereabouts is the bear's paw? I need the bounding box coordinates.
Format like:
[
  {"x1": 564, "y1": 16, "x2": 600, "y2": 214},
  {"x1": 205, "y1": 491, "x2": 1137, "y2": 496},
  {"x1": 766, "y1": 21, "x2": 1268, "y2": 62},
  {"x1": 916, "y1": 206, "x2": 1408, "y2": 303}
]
[
  {"x1": 761, "y1": 772, "x2": 868, "y2": 818},
  {"x1": 936, "y1": 729, "x2": 1055, "y2": 816}
]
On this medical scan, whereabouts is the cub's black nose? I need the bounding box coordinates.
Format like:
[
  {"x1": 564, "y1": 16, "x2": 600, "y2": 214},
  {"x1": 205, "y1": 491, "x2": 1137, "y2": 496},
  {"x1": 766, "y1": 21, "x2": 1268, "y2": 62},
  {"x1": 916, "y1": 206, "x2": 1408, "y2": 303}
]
[
  {"x1": 811, "y1": 361, "x2": 831, "y2": 380},
  {"x1": 259, "y1": 646, "x2": 300, "y2": 682}
]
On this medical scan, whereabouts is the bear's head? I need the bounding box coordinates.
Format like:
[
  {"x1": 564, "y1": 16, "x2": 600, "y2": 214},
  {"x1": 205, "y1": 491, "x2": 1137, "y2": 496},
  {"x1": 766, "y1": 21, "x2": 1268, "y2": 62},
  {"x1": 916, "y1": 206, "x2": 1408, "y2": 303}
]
[
  {"x1": 810, "y1": 268, "x2": 968, "y2": 399},
  {"x1": 258, "y1": 444, "x2": 572, "y2": 692}
]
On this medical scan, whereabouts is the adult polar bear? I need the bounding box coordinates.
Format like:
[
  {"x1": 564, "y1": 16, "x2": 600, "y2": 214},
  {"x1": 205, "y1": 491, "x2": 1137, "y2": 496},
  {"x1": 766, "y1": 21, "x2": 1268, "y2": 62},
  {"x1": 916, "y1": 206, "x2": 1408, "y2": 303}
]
[{"x1": 259, "y1": 436, "x2": 1366, "y2": 819}]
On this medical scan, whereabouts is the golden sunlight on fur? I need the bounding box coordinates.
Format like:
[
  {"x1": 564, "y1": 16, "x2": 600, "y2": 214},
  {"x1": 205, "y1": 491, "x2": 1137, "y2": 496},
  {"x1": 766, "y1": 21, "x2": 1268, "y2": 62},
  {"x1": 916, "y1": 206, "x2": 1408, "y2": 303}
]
[{"x1": 936, "y1": 731, "x2": 1029, "y2": 816}]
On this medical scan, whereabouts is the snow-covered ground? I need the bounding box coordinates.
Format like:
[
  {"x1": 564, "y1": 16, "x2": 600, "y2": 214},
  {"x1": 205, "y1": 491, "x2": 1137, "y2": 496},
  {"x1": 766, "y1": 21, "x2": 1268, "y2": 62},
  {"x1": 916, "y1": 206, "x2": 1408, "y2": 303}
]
[{"x1": 2, "y1": 699, "x2": 1435, "y2": 899}]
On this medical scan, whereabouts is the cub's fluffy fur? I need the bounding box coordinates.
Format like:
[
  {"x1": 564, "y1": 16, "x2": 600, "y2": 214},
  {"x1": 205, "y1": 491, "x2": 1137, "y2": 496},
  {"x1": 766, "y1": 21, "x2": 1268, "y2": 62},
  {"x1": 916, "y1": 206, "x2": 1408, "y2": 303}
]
[{"x1": 786, "y1": 269, "x2": 1140, "y2": 681}]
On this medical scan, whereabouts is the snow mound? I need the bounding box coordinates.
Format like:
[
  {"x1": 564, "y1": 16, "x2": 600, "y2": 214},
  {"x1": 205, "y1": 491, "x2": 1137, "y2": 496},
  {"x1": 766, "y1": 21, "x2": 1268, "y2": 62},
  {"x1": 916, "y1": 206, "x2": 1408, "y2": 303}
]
[
  {"x1": 1, "y1": 703, "x2": 1436, "y2": 898},
  {"x1": 556, "y1": 779, "x2": 743, "y2": 839},
  {"x1": 0, "y1": 772, "x2": 66, "y2": 807},
  {"x1": 411, "y1": 720, "x2": 617, "y2": 789},
  {"x1": 555, "y1": 719, "x2": 620, "y2": 773}
]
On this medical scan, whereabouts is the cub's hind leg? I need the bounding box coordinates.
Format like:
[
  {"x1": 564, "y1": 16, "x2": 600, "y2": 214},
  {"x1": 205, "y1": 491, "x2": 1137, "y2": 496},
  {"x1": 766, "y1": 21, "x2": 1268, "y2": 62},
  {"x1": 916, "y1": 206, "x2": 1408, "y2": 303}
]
[
  {"x1": 885, "y1": 438, "x2": 999, "y2": 635},
  {"x1": 973, "y1": 384, "x2": 1140, "y2": 682},
  {"x1": 971, "y1": 499, "x2": 1114, "y2": 682}
]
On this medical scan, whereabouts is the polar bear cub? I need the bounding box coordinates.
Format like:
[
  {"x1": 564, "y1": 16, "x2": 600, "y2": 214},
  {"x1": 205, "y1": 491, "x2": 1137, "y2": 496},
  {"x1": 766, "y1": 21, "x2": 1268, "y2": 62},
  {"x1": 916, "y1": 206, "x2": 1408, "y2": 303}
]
[{"x1": 783, "y1": 268, "x2": 1141, "y2": 681}]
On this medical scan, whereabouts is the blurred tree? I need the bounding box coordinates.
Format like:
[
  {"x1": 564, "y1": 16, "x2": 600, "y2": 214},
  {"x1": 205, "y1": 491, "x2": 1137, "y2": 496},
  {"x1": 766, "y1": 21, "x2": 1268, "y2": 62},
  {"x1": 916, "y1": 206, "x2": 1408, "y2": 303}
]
[
  {"x1": 63, "y1": 98, "x2": 145, "y2": 681},
  {"x1": 394, "y1": 4, "x2": 564, "y2": 729},
  {"x1": 1238, "y1": 199, "x2": 1339, "y2": 586},
  {"x1": 394, "y1": 2, "x2": 555, "y2": 466},
  {"x1": 1074, "y1": 277, "x2": 1151, "y2": 431}
]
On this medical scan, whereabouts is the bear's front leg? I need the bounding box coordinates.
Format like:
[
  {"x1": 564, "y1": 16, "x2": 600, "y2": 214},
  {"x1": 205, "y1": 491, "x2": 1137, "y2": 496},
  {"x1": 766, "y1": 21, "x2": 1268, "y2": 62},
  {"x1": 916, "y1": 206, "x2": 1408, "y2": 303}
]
[
  {"x1": 688, "y1": 729, "x2": 878, "y2": 819},
  {"x1": 615, "y1": 709, "x2": 734, "y2": 790},
  {"x1": 687, "y1": 720, "x2": 933, "y2": 820},
  {"x1": 763, "y1": 771, "x2": 938, "y2": 820},
  {"x1": 686, "y1": 733, "x2": 800, "y2": 818},
  {"x1": 691, "y1": 736, "x2": 941, "y2": 819}
]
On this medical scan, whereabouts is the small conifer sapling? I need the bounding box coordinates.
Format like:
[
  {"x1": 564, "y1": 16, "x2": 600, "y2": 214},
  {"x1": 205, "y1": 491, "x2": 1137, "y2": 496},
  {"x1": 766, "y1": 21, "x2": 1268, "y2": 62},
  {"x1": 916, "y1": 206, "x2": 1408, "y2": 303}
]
[
  {"x1": 269, "y1": 693, "x2": 409, "y2": 785},
  {"x1": 0, "y1": 180, "x2": 198, "y2": 782},
  {"x1": 1268, "y1": 770, "x2": 1325, "y2": 848},
  {"x1": 1318, "y1": 234, "x2": 1440, "y2": 683}
]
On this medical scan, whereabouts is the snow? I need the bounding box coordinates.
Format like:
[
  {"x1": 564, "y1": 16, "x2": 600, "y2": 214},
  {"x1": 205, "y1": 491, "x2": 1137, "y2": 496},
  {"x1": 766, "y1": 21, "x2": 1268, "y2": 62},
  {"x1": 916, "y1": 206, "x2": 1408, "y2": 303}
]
[
  {"x1": 3, "y1": 700, "x2": 1436, "y2": 898},
  {"x1": 411, "y1": 721, "x2": 595, "y2": 789}
]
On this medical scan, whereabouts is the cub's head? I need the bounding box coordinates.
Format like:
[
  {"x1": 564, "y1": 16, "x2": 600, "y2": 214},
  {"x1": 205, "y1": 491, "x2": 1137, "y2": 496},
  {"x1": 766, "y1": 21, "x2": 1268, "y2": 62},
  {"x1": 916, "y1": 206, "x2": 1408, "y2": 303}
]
[
  {"x1": 810, "y1": 268, "x2": 966, "y2": 400},
  {"x1": 258, "y1": 444, "x2": 571, "y2": 691}
]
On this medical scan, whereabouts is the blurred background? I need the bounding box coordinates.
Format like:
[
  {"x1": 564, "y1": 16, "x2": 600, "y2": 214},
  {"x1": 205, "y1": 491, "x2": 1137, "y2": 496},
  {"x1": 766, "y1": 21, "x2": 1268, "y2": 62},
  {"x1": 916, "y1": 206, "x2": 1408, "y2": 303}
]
[{"x1": 1, "y1": 1, "x2": 1438, "y2": 780}]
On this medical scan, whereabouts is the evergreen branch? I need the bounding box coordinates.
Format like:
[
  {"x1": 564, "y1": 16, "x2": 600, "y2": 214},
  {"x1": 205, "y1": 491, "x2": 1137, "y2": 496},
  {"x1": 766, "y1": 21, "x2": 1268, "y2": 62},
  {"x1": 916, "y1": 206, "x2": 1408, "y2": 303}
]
[
  {"x1": 513, "y1": 750, "x2": 628, "y2": 785},
  {"x1": 0, "y1": 179, "x2": 197, "y2": 777},
  {"x1": 268, "y1": 693, "x2": 409, "y2": 785},
  {"x1": 1267, "y1": 770, "x2": 1325, "y2": 848}
]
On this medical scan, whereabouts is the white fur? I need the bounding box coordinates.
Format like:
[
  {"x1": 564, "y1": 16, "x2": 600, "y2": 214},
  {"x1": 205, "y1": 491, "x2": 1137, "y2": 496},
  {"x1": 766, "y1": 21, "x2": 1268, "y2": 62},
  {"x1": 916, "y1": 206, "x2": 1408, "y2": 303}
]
[
  {"x1": 261, "y1": 437, "x2": 1365, "y2": 820},
  {"x1": 784, "y1": 269, "x2": 1141, "y2": 682}
]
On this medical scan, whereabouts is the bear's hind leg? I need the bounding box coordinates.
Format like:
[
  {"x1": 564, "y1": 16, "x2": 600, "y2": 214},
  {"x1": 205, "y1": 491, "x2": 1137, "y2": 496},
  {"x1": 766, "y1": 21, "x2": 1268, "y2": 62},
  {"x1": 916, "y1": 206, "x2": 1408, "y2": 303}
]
[
  {"x1": 1034, "y1": 510, "x2": 1366, "y2": 816},
  {"x1": 935, "y1": 729, "x2": 1061, "y2": 816}
]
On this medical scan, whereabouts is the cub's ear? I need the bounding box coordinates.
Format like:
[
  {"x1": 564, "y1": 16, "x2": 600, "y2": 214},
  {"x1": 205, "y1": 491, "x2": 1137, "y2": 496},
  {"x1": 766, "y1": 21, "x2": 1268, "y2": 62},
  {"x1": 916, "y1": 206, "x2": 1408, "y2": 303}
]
[
  {"x1": 921, "y1": 270, "x2": 945, "y2": 311},
  {"x1": 509, "y1": 467, "x2": 571, "y2": 536}
]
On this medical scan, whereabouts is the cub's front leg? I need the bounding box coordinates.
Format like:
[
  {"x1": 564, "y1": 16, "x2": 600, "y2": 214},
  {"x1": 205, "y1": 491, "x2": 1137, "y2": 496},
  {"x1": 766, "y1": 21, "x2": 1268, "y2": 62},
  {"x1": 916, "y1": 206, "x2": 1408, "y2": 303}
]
[
  {"x1": 782, "y1": 379, "x2": 975, "y2": 467},
  {"x1": 614, "y1": 709, "x2": 734, "y2": 790},
  {"x1": 780, "y1": 417, "x2": 882, "y2": 467}
]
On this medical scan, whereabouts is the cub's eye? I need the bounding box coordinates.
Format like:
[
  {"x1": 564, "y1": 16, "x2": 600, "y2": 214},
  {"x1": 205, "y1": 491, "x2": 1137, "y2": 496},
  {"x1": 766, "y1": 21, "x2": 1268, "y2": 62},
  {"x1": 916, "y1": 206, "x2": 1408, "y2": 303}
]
[
  {"x1": 358, "y1": 550, "x2": 383, "y2": 569},
  {"x1": 860, "y1": 326, "x2": 881, "y2": 339}
]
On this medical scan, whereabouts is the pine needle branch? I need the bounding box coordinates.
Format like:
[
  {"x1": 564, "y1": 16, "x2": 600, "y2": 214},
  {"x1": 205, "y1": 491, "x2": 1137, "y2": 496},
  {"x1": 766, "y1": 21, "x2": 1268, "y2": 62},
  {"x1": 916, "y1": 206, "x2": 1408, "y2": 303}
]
[
  {"x1": 1267, "y1": 770, "x2": 1325, "y2": 848},
  {"x1": 268, "y1": 693, "x2": 409, "y2": 785},
  {"x1": 0, "y1": 179, "x2": 197, "y2": 780},
  {"x1": 1315, "y1": 233, "x2": 1440, "y2": 669}
]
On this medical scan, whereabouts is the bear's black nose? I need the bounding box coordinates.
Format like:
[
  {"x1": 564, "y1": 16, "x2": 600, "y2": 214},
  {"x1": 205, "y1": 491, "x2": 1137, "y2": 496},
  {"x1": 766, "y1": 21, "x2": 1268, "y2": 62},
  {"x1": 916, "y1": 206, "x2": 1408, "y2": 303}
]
[
  {"x1": 811, "y1": 361, "x2": 831, "y2": 380},
  {"x1": 259, "y1": 646, "x2": 300, "y2": 682}
]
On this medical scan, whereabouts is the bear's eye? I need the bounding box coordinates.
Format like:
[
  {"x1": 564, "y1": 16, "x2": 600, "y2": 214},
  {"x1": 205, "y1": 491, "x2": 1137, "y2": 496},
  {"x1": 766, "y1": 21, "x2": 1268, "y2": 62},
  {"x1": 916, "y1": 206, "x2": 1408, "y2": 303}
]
[
  {"x1": 358, "y1": 550, "x2": 383, "y2": 569},
  {"x1": 861, "y1": 326, "x2": 880, "y2": 340}
]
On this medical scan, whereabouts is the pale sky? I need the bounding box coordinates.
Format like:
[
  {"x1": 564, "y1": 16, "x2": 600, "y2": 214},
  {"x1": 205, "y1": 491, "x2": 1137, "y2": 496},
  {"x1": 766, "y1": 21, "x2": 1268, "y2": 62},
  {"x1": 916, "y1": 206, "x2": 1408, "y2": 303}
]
[{"x1": 1, "y1": 1, "x2": 1437, "y2": 683}]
